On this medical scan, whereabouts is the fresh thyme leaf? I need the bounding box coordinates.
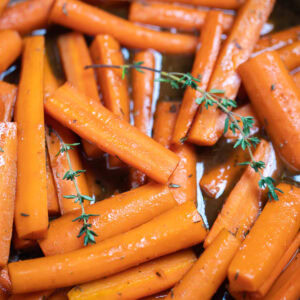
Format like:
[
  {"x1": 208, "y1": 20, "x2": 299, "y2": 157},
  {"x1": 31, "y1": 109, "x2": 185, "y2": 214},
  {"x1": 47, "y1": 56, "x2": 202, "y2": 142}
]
[
  {"x1": 20, "y1": 213, "x2": 30, "y2": 217},
  {"x1": 209, "y1": 88, "x2": 225, "y2": 94},
  {"x1": 0, "y1": 147, "x2": 3, "y2": 152},
  {"x1": 169, "y1": 183, "x2": 181, "y2": 188},
  {"x1": 224, "y1": 117, "x2": 229, "y2": 134},
  {"x1": 271, "y1": 84, "x2": 276, "y2": 91}
]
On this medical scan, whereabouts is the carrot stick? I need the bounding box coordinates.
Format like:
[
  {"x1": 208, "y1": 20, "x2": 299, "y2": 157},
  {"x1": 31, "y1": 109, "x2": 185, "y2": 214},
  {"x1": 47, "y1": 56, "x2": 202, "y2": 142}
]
[
  {"x1": 0, "y1": 30, "x2": 22, "y2": 73},
  {"x1": 44, "y1": 83, "x2": 179, "y2": 183},
  {"x1": 0, "y1": 0, "x2": 54, "y2": 35},
  {"x1": 129, "y1": 2, "x2": 234, "y2": 33},
  {"x1": 0, "y1": 123, "x2": 17, "y2": 268},
  {"x1": 188, "y1": 0, "x2": 275, "y2": 146},
  {"x1": 153, "y1": 102, "x2": 197, "y2": 204},
  {"x1": 9, "y1": 290, "x2": 54, "y2": 300},
  {"x1": 292, "y1": 70, "x2": 300, "y2": 89},
  {"x1": 239, "y1": 51, "x2": 300, "y2": 171},
  {"x1": 0, "y1": 267, "x2": 11, "y2": 294},
  {"x1": 165, "y1": 229, "x2": 240, "y2": 300},
  {"x1": 228, "y1": 183, "x2": 300, "y2": 292},
  {"x1": 14, "y1": 36, "x2": 48, "y2": 240},
  {"x1": 9, "y1": 201, "x2": 207, "y2": 293},
  {"x1": 172, "y1": 10, "x2": 223, "y2": 145},
  {"x1": 0, "y1": 0, "x2": 9, "y2": 15},
  {"x1": 204, "y1": 139, "x2": 278, "y2": 248},
  {"x1": 68, "y1": 250, "x2": 196, "y2": 300},
  {"x1": 49, "y1": 0, "x2": 197, "y2": 54},
  {"x1": 0, "y1": 81, "x2": 16, "y2": 122},
  {"x1": 39, "y1": 182, "x2": 176, "y2": 256},
  {"x1": 277, "y1": 41, "x2": 300, "y2": 70}
]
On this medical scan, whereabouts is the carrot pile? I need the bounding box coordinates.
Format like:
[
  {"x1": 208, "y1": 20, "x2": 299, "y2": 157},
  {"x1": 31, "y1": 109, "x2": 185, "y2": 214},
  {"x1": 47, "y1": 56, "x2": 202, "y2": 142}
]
[{"x1": 0, "y1": 0, "x2": 299, "y2": 299}]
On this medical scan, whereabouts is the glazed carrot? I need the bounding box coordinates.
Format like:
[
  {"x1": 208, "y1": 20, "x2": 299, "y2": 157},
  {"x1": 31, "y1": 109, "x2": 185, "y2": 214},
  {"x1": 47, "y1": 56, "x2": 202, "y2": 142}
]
[
  {"x1": 0, "y1": 0, "x2": 54, "y2": 35},
  {"x1": 39, "y1": 182, "x2": 176, "y2": 256},
  {"x1": 0, "y1": 30, "x2": 22, "y2": 73},
  {"x1": 0, "y1": 123, "x2": 17, "y2": 268},
  {"x1": 200, "y1": 147, "x2": 249, "y2": 199},
  {"x1": 49, "y1": 0, "x2": 197, "y2": 54},
  {"x1": 292, "y1": 70, "x2": 300, "y2": 89},
  {"x1": 45, "y1": 116, "x2": 90, "y2": 215},
  {"x1": 68, "y1": 250, "x2": 196, "y2": 300},
  {"x1": 0, "y1": 0, "x2": 9, "y2": 15},
  {"x1": 204, "y1": 140, "x2": 277, "y2": 247},
  {"x1": 188, "y1": 0, "x2": 275, "y2": 146},
  {"x1": 263, "y1": 253, "x2": 300, "y2": 300},
  {"x1": 165, "y1": 230, "x2": 240, "y2": 300},
  {"x1": 277, "y1": 41, "x2": 300, "y2": 70},
  {"x1": 0, "y1": 81, "x2": 16, "y2": 122},
  {"x1": 0, "y1": 267, "x2": 11, "y2": 294},
  {"x1": 228, "y1": 183, "x2": 300, "y2": 292},
  {"x1": 129, "y1": 2, "x2": 234, "y2": 33},
  {"x1": 239, "y1": 51, "x2": 300, "y2": 171},
  {"x1": 172, "y1": 10, "x2": 223, "y2": 145},
  {"x1": 14, "y1": 36, "x2": 48, "y2": 240},
  {"x1": 9, "y1": 201, "x2": 207, "y2": 293},
  {"x1": 44, "y1": 83, "x2": 179, "y2": 183},
  {"x1": 9, "y1": 290, "x2": 54, "y2": 300}
]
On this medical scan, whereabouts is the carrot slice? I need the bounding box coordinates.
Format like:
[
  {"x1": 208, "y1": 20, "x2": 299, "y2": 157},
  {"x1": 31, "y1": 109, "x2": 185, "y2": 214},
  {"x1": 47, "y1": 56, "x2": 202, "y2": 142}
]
[
  {"x1": 68, "y1": 250, "x2": 196, "y2": 300},
  {"x1": 9, "y1": 201, "x2": 207, "y2": 293},
  {"x1": 228, "y1": 183, "x2": 300, "y2": 292},
  {"x1": 239, "y1": 51, "x2": 300, "y2": 171},
  {"x1": 0, "y1": 30, "x2": 22, "y2": 73},
  {"x1": 0, "y1": 81, "x2": 16, "y2": 122},
  {"x1": 277, "y1": 41, "x2": 300, "y2": 70},
  {"x1": 188, "y1": 0, "x2": 275, "y2": 146},
  {"x1": 172, "y1": 10, "x2": 223, "y2": 145},
  {"x1": 292, "y1": 70, "x2": 300, "y2": 88},
  {"x1": 14, "y1": 36, "x2": 48, "y2": 240}
]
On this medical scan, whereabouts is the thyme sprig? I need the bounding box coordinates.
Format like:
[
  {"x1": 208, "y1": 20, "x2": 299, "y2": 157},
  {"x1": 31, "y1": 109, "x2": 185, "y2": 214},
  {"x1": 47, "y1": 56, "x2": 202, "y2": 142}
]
[{"x1": 86, "y1": 62, "x2": 282, "y2": 201}]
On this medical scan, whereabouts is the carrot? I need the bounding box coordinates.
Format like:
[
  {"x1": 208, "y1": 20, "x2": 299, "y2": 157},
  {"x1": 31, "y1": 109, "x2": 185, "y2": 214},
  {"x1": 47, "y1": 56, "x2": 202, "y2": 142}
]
[
  {"x1": 263, "y1": 253, "x2": 300, "y2": 300},
  {"x1": 45, "y1": 116, "x2": 90, "y2": 215},
  {"x1": 68, "y1": 250, "x2": 196, "y2": 300},
  {"x1": 204, "y1": 140, "x2": 278, "y2": 248},
  {"x1": 172, "y1": 10, "x2": 223, "y2": 145},
  {"x1": 200, "y1": 147, "x2": 249, "y2": 199},
  {"x1": 277, "y1": 41, "x2": 300, "y2": 70},
  {"x1": 0, "y1": 30, "x2": 22, "y2": 73},
  {"x1": 39, "y1": 182, "x2": 176, "y2": 256},
  {"x1": 9, "y1": 290, "x2": 54, "y2": 300},
  {"x1": 228, "y1": 183, "x2": 300, "y2": 292},
  {"x1": 0, "y1": 267, "x2": 11, "y2": 294},
  {"x1": 0, "y1": 0, "x2": 54, "y2": 35},
  {"x1": 49, "y1": 0, "x2": 197, "y2": 54},
  {"x1": 292, "y1": 70, "x2": 300, "y2": 89},
  {"x1": 9, "y1": 201, "x2": 207, "y2": 293},
  {"x1": 165, "y1": 229, "x2": 240, "y2": 300},
  {"x1": 239, "y1": 51, "x2": 300, "y2": 171},
  {"x1": 0, "y1": 81, "x2": 16, "y2": 122},
  {"x1": 13, "y1": 233, "x2": 37, "y2": 251},
  {"x1": 129, "y1": 2, "x2": 234, "y2": 33},
  {"x1": 0, "y1": 0, "x2": 9, "y2": 15},
  {"x1": 188, "y1": 0, "x2": 275, "y2": 146},
  {"x1": 48, "y1": 289, "x2": 69, "y2": 300},
  {"x1": 44, "y1": 83, "x2": 179, "y2": 183}
]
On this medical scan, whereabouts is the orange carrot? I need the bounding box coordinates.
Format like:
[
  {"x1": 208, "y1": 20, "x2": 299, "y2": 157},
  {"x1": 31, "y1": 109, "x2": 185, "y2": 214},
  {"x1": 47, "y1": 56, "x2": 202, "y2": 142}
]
[
  {"x1": 39, "y1": 182, "x2": 176, "y2": 256},
  {"x1": 44, "y1": 83, "x2": 179, "y2": 184},
  {"x1": 0, "y1": 267, "x2": 11, "y2": 294},
  {"x1": 165, "y1": 229, "x2": 240, "y2": 300},
  {"x1": 239, "y1": 51, "x2": 300, "y2": 171},
  {"x1": 0, "y1": 30, "x2": 22, "y2": 73},
  {"x1": 204, "y1": 140, "x2": 278, "y2": 248},
  {"x1": 68, "y1": 250, "x2": 196, "y2": 300},
  {"x1": 277, "y1": 41, "x2": 300, "y2": 70},
  {"x1": 9, "y1": 290, "x2": 54, "y2": 300},
  {"x1": 0, "y1": 123, "x2": 17, "y2": 268},
  {"x1": 228, "y1": 183, "x2": 300, "y2": 292},
  {"x1": 0, "y1": 81, "x2": 16, "y2": 122},
  {"x1": 292, "y1": 70, "x2": 300, "y2": 88},
  {"x1": 0, "y1": 0, "x2": 54, "y2": 35},
  {"x1": 49, "y1": 0, "x2": 197, "y2": 54},
  {"x1": 0, "y1": 0, "x2": 9, "y2": 15},
  {"x1": 14, "y1": 36, "x2": 48, "y2": 240},
  {"x1": 9, "y1": 201, "x2": 207, "y2": 293},
  {"x1": 188, "y1": 0, "x2": 275, "y2": 146},
  {"x1": 172, "y1": 10, "x2": 223, "y2": 145},
  {"x1": 129, "y1": 2, "x2": 234, "y2": 33}
]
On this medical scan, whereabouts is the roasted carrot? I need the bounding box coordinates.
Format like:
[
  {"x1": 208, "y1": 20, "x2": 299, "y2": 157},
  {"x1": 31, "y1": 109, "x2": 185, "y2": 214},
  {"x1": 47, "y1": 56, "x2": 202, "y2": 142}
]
[
  {"x1": 204, "y1": 140, "x2": 277, "y2": 248},
  {"x1": 165, "y1": 229, "x2": 240, "y2": 300},
  {"x1": 0, "y1": 267, "x2": 11, "y2": 294},
  {"x1": 0, "y1": 81, "x2": 16, "y2": 122},
  {"x1": 292, "y1": 70, "x2": 300, "y2": 88},
  {"x1": 0, "y1": 123, "x2": 17, "y2": 267},
  {"x1": 68, "y1": 250, "x2": 196, "y2": 300},
  {"x1": 44, "y1": 83, "x2": 179, "y2": 183},
  {"x1": 49, "y1": 0, "x2": 197, "y2": 54},
  {"x1": 9, "y1": 201, "x2": 207, "y2": 293},
  {"x1": 14, "y1": 36, "x2": 48, "y2": 240},
  {"x1": 228, "y1": 183, "x2": 300, "y2": 292},
  {"x1": 188, "y1": 0, "x2": 275, "y2": 146},
  {"x1": 129, "y1": 2, "x2": 234, "y2": 33},
  {"x1": 0, "y1": 0, "x2": 54, "y2": 35},
  {"x1": 277, "y1": 41, "x2": 300, "y2": 70},
  {"x1": 0, "y1": 0, "x2": 9, "y2": 15},
  {"x1": 239, "y1": 51, "x2": 300, "y2": 171},
  {"x1": 9, "y1": 290, "x2": 54, "y2": 300},
  {"x1": 39, "y1": 182, "x2": 176, "y2": 256},
  {"x1": 0, "y1": 30, "x2": 22, "y2": 73},
  {"x1": 172, "y1": 10, "x2": 223, "y2": 145}
]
